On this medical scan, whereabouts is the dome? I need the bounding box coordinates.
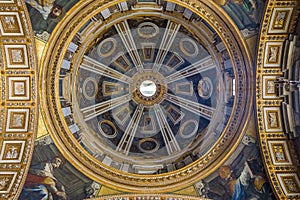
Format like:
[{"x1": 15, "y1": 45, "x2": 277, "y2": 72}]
[{"x1": 40, "y1": 0, "x2": 252, "y2": 192}]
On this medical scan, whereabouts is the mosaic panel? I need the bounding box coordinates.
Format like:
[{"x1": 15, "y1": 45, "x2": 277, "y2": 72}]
[
  {"x1": 175, "y1": 81, "x2": 193, "y2": 96},
  {"x1": 264, "y1": 41, "x2": 283, "y2": 67},
  {"x1": 7, "y1": 76, "x2": 30, "y2": 100},
  {"x1": 277, "y1": 173, "x2": 300, "y2": 196},
  {"x1": 263, "y1": 76, "x2": 279, "y2": 99},
  {"x1": 0, "y1": 172, "x2": 17, "y2": 194},
  {"x1": 268, "y1": 140, "x2": 292, "y2": 165},
  {"x1": 268, "y1": 7, "x2": 293, "y2": 34},
  {"x1": 5, "y1": 108, "x2": 29, "y2": 132},
  {"x1": 113, "y1": 105, "x2": 131, "y2": 126},
  {"x1": 4, "y1": 44, "x2": 29, "y2": 69},
  {"x1": 0, "y1": 140, "x2": 25, "y2": 163},
  {"x1": 263, "y1": 107, "x2": 283, "y2": 132},
  {"x1": 113, "y1": 54, "x2": 131, "y2": 72},
  {"x1": 165, "y1": 53, "x2": 184, "y2": 70},
  {"x1": 141, "y1": 43, "x2": 155, "y2": 61},
  {"x1": 141, "y1": 114, "x2": 156, "y2": 134},
  {"x1": 0, "y1": 12, "x2": 23, "y2": 36},
  {"x1": 166, "y1": 105, "x2": 184, "y2": 125}
]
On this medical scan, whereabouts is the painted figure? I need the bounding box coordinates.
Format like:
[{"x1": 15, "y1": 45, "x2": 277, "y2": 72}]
[
  {"x1": 20, "y1": 156, "x2": 67, "y2": 200},
  {"x1": 25, "y1": 0, "x2": 63, "y2": 35},
  {"x1": 215, "y1": 0, "x2": 265, "y2": 37},
  {"x1": 219, "y1": 159, "x2": 274, "y2": 200},
  {"x1": 25, "y1": 0, "x2": 57, "y2": 20}
]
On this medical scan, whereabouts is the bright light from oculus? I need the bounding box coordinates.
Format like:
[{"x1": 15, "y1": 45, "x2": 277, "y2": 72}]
[{"x1": 140, "y1": 80, "x2": 156, "y2": 97}]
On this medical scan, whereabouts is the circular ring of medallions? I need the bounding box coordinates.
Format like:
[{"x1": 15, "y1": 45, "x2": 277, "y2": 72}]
[{"x1": 40, "y1": 0, "x2": 253, "y2": 192}]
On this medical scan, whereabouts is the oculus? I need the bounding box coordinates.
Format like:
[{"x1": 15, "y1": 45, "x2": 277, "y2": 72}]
[{"x1": 139, "y1": 80, "x2": 157, "y2": 97}]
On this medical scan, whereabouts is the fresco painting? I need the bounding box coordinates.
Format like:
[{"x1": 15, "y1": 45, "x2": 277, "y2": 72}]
[
  {"x1": 20, "y1": 136, "x2": 99, "y2": 200},
  {"x1": 197, "y1": 128, "x2": 276, "y2": 200},
  {"x1": 20, "y1": 156, "x2": 67, "y2": 200},
  {"x1": 25, "y1": 0, "x2": 79, "y2": 40},
  {"x1": 215, "y1": 0, "x2": 266, "y2": 37}
]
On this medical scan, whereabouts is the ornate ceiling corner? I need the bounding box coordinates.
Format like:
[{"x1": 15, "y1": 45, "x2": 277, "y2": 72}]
[
  {"x1": 39, "y1": 0, "x2": 253, "y2": 193},
  {"x1": 256, "y1": 0, "x2": 300, "y2": 199},
  {"x1": 0, "y1": 0, "x2": 38, "y2": 199}
]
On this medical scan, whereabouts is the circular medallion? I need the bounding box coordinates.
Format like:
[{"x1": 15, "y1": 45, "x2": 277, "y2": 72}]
[
  {"x1": 139, "y1": 138, "x2": 160, "y2": 153},
  {"x1": 179, "y1": 119, "x2": 199, "y2": 139},
  {"x1": 97, "y1": 38, "x2": 117, "y2": 57},
  {"x1": 180, "y1": 38, "x2": 199, "y2": 57},
  {"x1": 82, "y1": 77, "x2": 98, "y2": 100},
  {"x1": 98, "y1": 120, "x2": 117, "y2": 139},
  {"x1": 137, "y1": 22, "x2": 159, "y2": 38},
  {"x1": 198, "y1": 77, "x2": 213, "y2": 99}
]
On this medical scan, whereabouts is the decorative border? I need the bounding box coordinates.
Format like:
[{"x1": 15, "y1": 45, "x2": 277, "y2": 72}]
[
  {"x1": 0, "y1": 0, "x2": 38, "y2": 199},
  {"x1": 90, "y1": 194, "x2": 210, "y2": 200},
  {"x1": 256, "y1": 0, "x2": 300, "y2": 199}
]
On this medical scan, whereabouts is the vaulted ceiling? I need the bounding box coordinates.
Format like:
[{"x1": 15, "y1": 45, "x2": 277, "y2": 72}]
[{"x1": 0, "y1": 0, "x2": 299, "y2": 199}]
